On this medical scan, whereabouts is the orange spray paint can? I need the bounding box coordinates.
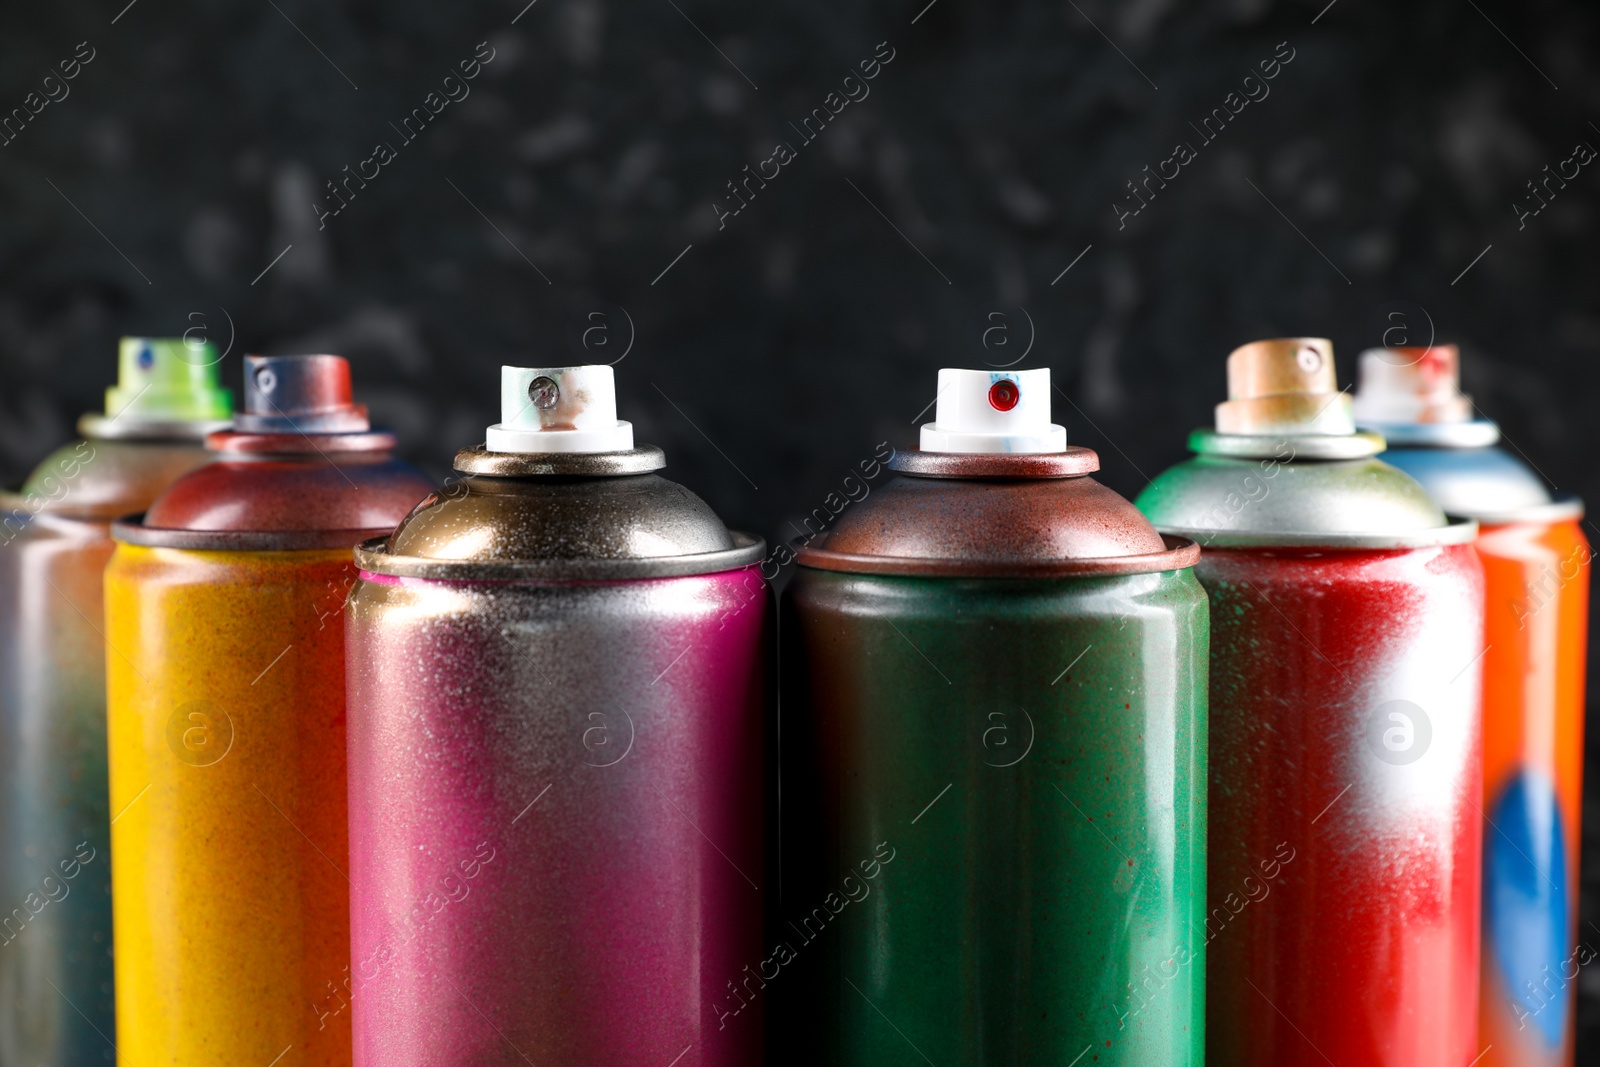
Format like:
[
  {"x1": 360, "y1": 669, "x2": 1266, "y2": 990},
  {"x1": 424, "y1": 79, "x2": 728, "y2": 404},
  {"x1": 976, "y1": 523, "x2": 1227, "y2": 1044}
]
[{"x1": 1356, "y1": 345, "x2": 1589, "y2": 1067}]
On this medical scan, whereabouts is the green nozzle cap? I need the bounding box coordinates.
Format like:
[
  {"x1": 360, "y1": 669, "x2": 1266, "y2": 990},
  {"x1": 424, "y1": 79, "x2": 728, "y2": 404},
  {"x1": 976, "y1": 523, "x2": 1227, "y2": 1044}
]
[{"x1": 106, "y1": 337, "x2": 234, "y2": 423}]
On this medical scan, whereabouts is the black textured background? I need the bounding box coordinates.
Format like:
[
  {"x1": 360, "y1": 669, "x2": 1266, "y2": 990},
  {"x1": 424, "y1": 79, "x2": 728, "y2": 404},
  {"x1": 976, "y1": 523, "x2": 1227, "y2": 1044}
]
[{"x1": 4, "y1": 0, "x2": 1599, "y2": 1050}]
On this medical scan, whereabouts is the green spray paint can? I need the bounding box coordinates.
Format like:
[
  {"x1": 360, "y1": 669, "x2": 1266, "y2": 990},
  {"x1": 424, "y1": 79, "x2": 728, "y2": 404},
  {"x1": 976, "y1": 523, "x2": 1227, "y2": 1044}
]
[
  {"x1": 0, "y1": 337, "x2": 231, "y2": 1065},
  {"x1": 774, "y1": 368, "x2": 1209, "y2": 1065}
]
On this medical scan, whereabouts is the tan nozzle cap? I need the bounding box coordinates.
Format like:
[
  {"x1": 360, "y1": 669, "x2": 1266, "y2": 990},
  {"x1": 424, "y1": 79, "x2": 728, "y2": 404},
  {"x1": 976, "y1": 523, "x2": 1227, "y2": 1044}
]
[
  {"x1": 1215, "y1": 337, "x2": 1354, "y2": 435},
  {"x1": 1352, "y1": 345, "x2": 1473, "y2": 425}
]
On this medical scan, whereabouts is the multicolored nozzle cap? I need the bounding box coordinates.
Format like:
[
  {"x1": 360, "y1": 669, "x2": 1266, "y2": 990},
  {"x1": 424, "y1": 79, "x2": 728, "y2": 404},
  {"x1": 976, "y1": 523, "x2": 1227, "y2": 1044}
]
[
  {"x1": 1352, "y1": 344, "x2": 1502, "y2": 451},
  {"x1": 235, "y1": 354, "x2": 370, "y2": 434},
  {"x1": 76, "y1": 337, "x2": 232, "y2": 440},
  {"x1": 105, "y1": 337, "x2": 233, "y2": 423},
  {"x1": 486, "y1": 365, "x2": 634, "y2": 453},
  {"x1": 1215, "y1": 337, "x2": 1354, "y2": 436},
  {"x1": 1352, "y1": 345, "x2": 1476, "y2": 425}
]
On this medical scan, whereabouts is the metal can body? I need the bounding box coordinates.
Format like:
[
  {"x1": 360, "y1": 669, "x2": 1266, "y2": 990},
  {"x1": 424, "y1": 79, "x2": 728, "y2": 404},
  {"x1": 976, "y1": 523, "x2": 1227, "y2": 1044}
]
[
  {"x1": 1472, "y1": 515, "x2": 1588, "y2": 1065},
  {"x1": 104, "y1": 545, "x2": 356, "y2": 1066},
  {"x1": 781, "y1": 567, "x2": 1209, "y2": 1064},
  {"x1": 0, "y1": 514, "x2": 116, "y2": 1065},
  {"x1": 1198, "y1": 542, "x2": 1484, "y2": 1066},
  {"x1": 1371, "y1": 425, "x2": 1588, "y2": 1065},
  {"x1": 344, "y1": 567, "x2": 767, "y2": 1065},
  {"x1": 0, "y1": 432, "x2": 219, "y2": 1066},
  {"x1": 1144, "y1": 338, "x2": 1490, "y2": 1066}
]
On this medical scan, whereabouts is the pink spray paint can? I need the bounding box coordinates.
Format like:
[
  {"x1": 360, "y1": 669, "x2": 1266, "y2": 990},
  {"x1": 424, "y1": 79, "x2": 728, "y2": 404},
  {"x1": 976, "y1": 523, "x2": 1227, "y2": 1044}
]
[{"x1": 343, "y1": 365, "x2": 768, "y2": 1065}]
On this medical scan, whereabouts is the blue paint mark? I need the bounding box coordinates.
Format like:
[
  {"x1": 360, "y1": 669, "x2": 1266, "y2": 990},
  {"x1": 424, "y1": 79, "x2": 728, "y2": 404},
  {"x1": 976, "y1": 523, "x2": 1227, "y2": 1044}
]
[
  {"x1": 137, "y1": 343, "x2": 155, "y2": 370},
  {"x1": 1485, "y1": 770, "x2": 1569, "y2": 1046}
]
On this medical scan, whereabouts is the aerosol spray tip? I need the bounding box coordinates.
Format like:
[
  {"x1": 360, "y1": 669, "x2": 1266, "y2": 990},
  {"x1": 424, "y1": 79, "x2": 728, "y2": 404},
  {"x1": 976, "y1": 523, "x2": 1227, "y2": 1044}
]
[
  {"x1": 486, "y1": 365, "x2": 635, "y2": 454},
  {"x1": 106, "y1": 337, "x2": 233, "y2": 424},
  {"x1": 1351, "y1": 345, "x2": 1473, "y2": 425},
  {"x1": 235, "y1": 355, "x2": 370, "y2": 433},
  {"x1": 919, "y1": 368, "x2": 1066, "y2": 453},
  {"x1": 1215, "y1": 338, "x2": 1354, "y2": 435}
]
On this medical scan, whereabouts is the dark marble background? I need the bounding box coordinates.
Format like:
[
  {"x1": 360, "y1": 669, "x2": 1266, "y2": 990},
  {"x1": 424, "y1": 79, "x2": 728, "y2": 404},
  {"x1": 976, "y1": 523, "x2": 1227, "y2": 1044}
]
[{"x1": 2, "y1": 0, "x2": 1598, "y2": 1050}]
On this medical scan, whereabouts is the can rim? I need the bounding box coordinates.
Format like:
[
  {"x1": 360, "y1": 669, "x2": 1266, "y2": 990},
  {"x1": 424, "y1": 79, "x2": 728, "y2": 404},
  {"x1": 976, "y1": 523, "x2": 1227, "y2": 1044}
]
[
  {"x1": 887, "y1": 447, "x2": 1101, "y2": 479},
  {"x1": 1357, "y1": 419, "x2": 1501, "y2": 448},
  {"x1": 1189, "y1": 429, "x2": 1386, "y2": 460},
  {"x1": 1156, "y1": 517, "x2": 1480, "y2": 549},
  {"x1": 111, "y1": 513, "x2": 393, "y2": 551},
  {"x1": 796, "y1": 533, "x2": 1199, "y2": 577},
  {"x1": 207, "y1": 429, "x2": 398, "y2": 455},
  {"x1": 354, "y1": 530, "x2": 767, "y2": 580},
  {"x1": 1458, "y1": 494, "x2": 1585, "y2": 527},
  {"x1": 78, "y1": 413, "x2": 231, "y2": 442},
  {"x1": 453, "y1": 444, "x2": 667, "y2": 477},
  {"x1": 0, "y1": 494, "x2": 111, "y2": 532}
]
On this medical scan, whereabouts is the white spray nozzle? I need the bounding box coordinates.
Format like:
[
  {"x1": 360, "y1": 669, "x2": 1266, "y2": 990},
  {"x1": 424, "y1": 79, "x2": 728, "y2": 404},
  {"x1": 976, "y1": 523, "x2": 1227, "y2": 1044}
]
[
  {"x1": 919, "y1": 368, "x2": 1066, "y2": 453},
  {"x1": 485, "y1": 365, "x2": 635, "y2": 454}
]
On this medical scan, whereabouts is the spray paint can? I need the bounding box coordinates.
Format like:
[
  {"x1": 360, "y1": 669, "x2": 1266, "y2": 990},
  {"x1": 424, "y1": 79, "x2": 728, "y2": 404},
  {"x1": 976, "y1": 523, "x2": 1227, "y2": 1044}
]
[
  {"x1": 0, "y1": 337, "x2": 229, "y2": 1065},
  {"x1": 1137, "y1": 338, "x2": 1485, "y2": 1066},
  {"x1": 779, "y1": 368, "x2": 1209, "y2": 1064},
  {"x1": 104, "y1": 354, "x2": 430, "y2": 1066},
  {"x1": 344, "y1": 365, "x2": 768, "y2": 1066},
  {"x1": 1354, "y1": 345, "x2": 1588, "y2": 1067}
]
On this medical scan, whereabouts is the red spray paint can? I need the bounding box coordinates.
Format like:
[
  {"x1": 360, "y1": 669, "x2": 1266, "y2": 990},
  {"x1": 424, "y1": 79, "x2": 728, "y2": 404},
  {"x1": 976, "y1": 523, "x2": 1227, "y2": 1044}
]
[{"x1": 1137, "y1": 338, "x2": 1485, "y2": 1066}]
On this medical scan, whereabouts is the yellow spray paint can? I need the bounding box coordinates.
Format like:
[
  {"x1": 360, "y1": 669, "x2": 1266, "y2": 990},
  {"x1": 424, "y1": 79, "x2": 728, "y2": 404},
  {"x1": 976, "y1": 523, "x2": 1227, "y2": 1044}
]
[{"x1": 104, "y1": 355, "x2": 431, "y2": 1066}]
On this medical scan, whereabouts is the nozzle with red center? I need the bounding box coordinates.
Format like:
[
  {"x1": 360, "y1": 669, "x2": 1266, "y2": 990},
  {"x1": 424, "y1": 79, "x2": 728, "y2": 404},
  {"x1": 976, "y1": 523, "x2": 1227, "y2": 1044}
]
[{"x1": 919, "y1": 368, "x2": 1065, "y2": 453}]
